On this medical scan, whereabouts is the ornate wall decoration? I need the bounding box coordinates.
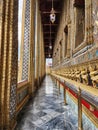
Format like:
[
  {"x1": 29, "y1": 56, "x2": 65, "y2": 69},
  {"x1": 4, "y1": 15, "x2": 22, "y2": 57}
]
[
  {"x1": 93, "y1": 0, "x2": 98, "y2": 44},
  {"x1": 17, "y1": 81, "x2": 30, "y2": 110},
  {"x1": 22, "y1": 0, "x2": 30, "y2": 80},
  {"x1": 0, "y1": 0, "x2": 3, "y2": 128},
  {"x1": 0, "y1": 0, "x2": 18, "y2": 128},
  {"x1": 9, "y1": 1, "x2": 18, "y2": 120},
  {"x1": 52, "y1": 0, "x2": 98, "y2": 68}
]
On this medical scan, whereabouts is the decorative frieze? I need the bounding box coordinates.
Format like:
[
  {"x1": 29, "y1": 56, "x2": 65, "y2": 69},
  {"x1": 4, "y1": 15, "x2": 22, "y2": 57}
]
[{"x1": 52, "y1": 59, "x2": 98, "y2": 88}]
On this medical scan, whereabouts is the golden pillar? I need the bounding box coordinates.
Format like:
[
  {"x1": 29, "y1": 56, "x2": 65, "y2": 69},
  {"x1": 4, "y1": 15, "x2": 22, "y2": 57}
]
[
  {"x1": 58, "y1": 80, "x2": 60, "y2": 95},
  {"x1": 0, "y1": 0, "x2": 18, "y2": 129},
  {"x1": 18, "y1": 0, "x2": 26, "y2": 82},
  {"x1": 78, "y1": 88, "x2": 83, "y2": 130},
  {"x1": 63, "y1": 81, "x2": 67, "y2": 105},
  {"x1": 38, "y1": 14, "x2": 43, "y2": 85},
  {"x1": 40, "y1": 26, "x2": 45, "y2": 80},
  {"x1": 35, "y1": 0, "x2": 40, "y2": 87},
  {"x1": 28, "y1": 0, "x2": 35, "y2": 96}
]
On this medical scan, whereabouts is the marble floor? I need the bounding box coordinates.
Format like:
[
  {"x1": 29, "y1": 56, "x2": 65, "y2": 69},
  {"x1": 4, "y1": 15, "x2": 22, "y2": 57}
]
[{"x1": 16, "y1": 75, "x2": 78, "y2": 130}]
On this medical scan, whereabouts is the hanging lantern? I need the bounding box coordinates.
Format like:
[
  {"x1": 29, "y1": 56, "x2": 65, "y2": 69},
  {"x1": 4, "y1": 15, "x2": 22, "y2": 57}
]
[
  {"x1": 49, "y1": 54, "x2": 51, "y2": 58},
  {"x1": 50, "y1": 8, "x2": 56, "y2": 23},
  {"x1": 49, "y1": 23, "x2": 52, "y2": 50},
  {"x1": 50, "y1": 0, "x2": 56, "y2": 23},
  {"x1": 49, "y1": 44, "x2": 52, "y2": 49}
]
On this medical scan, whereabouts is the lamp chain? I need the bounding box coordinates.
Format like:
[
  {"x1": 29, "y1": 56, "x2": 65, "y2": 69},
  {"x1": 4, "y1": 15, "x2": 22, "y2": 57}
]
[
  {"x1": 52, "y1": 0, "x2": 53, "y2": 9},
  {"x1": 50, "y1": 22, "x2": 51, "y2": 43}
]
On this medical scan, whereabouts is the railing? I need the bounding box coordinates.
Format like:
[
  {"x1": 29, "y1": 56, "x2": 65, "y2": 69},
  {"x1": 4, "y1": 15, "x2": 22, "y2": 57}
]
[{"x1": 51, "y1": 73, "x2": 98, "y2": 129}]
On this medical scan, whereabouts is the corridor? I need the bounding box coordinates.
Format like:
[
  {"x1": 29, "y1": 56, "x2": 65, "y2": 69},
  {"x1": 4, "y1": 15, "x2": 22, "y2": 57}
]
[
  {"x1": 0, "y1": 0, "x2": 98, "y2": 129},
  {"x1": 16, "y1": 76, "x2": 78, "y2": 130}
]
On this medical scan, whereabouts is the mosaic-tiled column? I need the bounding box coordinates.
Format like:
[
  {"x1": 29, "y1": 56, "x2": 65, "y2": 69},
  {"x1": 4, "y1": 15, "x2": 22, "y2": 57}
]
[
  {"x1": 35, "y1": 0, "x2": 39, "y2": 84},
  {"x1": 0, "y1": 0, "x2": 18, "y2": 129},
  {"x1": 0, "y1": 1, "x2": 6, "y2": 128},
  {"x1": 38, "y1": 13, "x2": 42, "y2": 84},
  {"x1": 0, "y1": 3, "x2": 3, "y2": 125},
  {"x1": 22, "y1": 0, "x2": 30, "y2": 80},
  {"x1": 39, "y1": 23, "x2": 45, "y2": 81},
  {"x1": 35, "y1": 0, "x2": 44, "y2": 87},
  {"x1": 0, "y1": 1, "x2": 3, "y2": 54},
  {"x1": 41, "y1": 38, "x2": 45, "y2": 79},
  {"x1": 18, "y1": 0, "x2": 26, "y2": 82},
  {"x1": 40, "y1": 27, "x2": 43, "y2": 78},
  {"x1": 28, "y1": 0, "x2": 35, "y2": 95}
]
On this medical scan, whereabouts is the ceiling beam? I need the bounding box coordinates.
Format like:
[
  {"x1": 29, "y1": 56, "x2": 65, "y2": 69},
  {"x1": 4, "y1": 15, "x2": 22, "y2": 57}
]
[
  {"x1": 41, "y1": 11, "x2": 61, "y2": 14},
  {"x1": 46, "y1": 0, "x2": 59, "y2": 1},
  {"x1": 45, "y1": 56, "x2": 52, "y2": 58},
  {"x1": 44, "y1": 43, "x2": 53, "y2": 45},
  {"x1": 44, "y1": 37, "x2": 55, "y2": 39},
  {"x1": 44, "y1": 32, "x2": 56, "y2": 34},
  {"x1": 45, "y1": 45, "x2": 53, "y2": 48},
  {"x1": 43, "y1": 24, "x2": 58, "y2": 26},
  {"x1": 45, "y1": 45, "x2": 49, "y2": 47},
  {"x1": 45, "y1": 52, "x2": 52, "y2": 55}
]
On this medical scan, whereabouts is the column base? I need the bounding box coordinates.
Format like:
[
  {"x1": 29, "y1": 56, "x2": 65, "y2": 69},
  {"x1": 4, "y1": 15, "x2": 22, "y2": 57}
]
[
  {"x1": 64, "y1": 101, "x2": 67, "y2": 105},
  {"x1": 78, "y1": 127, "x2": 83, "y2": 130}
]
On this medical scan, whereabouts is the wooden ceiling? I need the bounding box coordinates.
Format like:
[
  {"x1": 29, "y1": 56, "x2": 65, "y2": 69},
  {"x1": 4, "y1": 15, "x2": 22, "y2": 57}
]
[
  {"x1": 74, "y1": 0, "x2": 84, "y2": 7},
  {"x1": 39, "y1": 0, "x2": 84, "y2": 58},
  {"x1": 39, "y1": 0, "x2": 63, "y2": 58}
]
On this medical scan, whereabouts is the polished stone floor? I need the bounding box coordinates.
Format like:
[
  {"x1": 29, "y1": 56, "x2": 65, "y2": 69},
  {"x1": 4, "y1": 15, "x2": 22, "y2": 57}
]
[{"x1": 16, "y1": 75, "x2": 78, "y2": 130}]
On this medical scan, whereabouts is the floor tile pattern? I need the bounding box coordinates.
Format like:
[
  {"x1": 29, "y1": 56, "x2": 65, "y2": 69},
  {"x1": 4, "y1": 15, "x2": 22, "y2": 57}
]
[{"x1": 16, "y1": 76, "x2": 78, "y2": 130}]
